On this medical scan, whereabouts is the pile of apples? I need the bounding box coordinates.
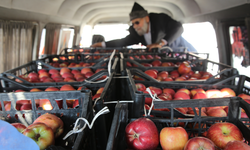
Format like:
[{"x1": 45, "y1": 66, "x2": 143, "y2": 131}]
[
  {"x1": 136, "y1": 83, "x2": 250, "y2": 118},
  {"x1": 1, "y1": 85, "x2": 104, "y2": 111},
  {"x1": 128, "y1": 54, "x2": 162, "y2": 60},
  {"x1": 125, "y1": 117, "x2": 250, "y2": 150},
  {"x1": 133, "y1": 61, "x2": 213, "y2": 81},
  {"x1": 15, "y1": 67, "x2": 106, "y2": 83},
  {"x1": 11, "y1": 113, "x2": 64, "y2": 150},
  {"x1": 49, "y1": 61, "x2": 96, "y2": 68}
]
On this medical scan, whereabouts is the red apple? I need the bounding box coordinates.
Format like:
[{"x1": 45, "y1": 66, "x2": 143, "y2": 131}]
[
  {"x1": 28, "y1": 72, "x2": 39, "y2": 79},
  {"x1": 126, "y1": 62, "x2": 132, "y2": 67},
  {"x1": 49, "y1": 69, "x2": 59, "y2": 74},
  {"x1": 39, "y1": 99, "x2": 53, "y2": 110},
  {"x1": 96, "y1": 87, "x2": 104, "y2": 94},
  {"x1": 39, "y1": 72, "x2": 50, "y2": 78},
  {"x1": 175, "y1": 77, "x2": 186, "y2": 81},
  {"x1": 163, "y1": 77, "x2": 174, "y2": 81},
  {"x1": 238, "y1": 93, "x2": 250, "y2": 100},
  {"x1": 160, "y1": 126, "x2": 188, "y2": 150},
  {"x1": 60, "y1": 67, "x2": 71, "y2": 75},
  {"x1": 157, "y1": 71, "x2": 169, "y2": 80},
  {"x1": 81, "y1": 68, "x2": 92, "y2": 75},
  {"x1": 60, "y1": 84, "x2": 75, "y2": 91},
  {"x1": 144, "y1": 70, "x2": 157, "y2": 79},
  {"x1": 192, "y1": 92, "x2": 207, "y2": 99},
  {"x1": 220, "y1": 88, "x2": 236, "y2": 97},
  {"x1": 33, "y1": 113, "x2": 64, "y2": 138},
  {"x1": 152, "y1": 60, "x2": 162, "y2": 67},
  {"x1": 23, "y1": 123, "x2": 55, "y2": 150},
  {"x1": 191, "y1": 88, "x2": 206, "y2": 97},
  {"x1": 206, "y1": 108, "x2": 227, "y2": 117},
  {"x1": 205, "y1": 89, "x2": 222, "y2": 98},
  {"x1": 92, "y1": 93, "x2": 101, "y2": 101},
  {"x1": 161, "y1": 62, "x2": 173, "y2": 67},
  {"x1": 38, "y1": 69, "x2": 47, "y2": 74},
  {"x1": 177, "y1": 88, "x2": 191, "y2": 96},
  {"x1": 61, "y1": 72, "x2": 74, "y2": 79},
  {"x1": 84, "y1": 72, "x2": 94, "y2": 78},
  {"x1": 174, "y1": 91, "x2": 190, "y2": 100},
  {"x1": 184, "y1": 137, "x2": 216, "y2": 150},
  {"x1": 206, "y1": 122, "x2": 243, "y2": 149},
  {"x1": 30, "y1": 88, "x2": 42, "y2": 92},
  {"x1": 11, "y1": 123, "x2": 27, "y2": 133},
  {"x1": 135, "y1": 83, "x2": 146, "y2": 92},
  {"x1": 141, "y1": 63, "x2": 152, "y2": 67},
  {"x1": 125, "y1": 117, "x2": 159, "y2": 150},
  {"x1": 20, "y1": 103, "x2": 32, "y2": 110},
  {"x1": 158, "y1": 93, "x2": 172, "y2": 101},
  {"x1": 148, "y1": 86, "x2": 162, "y2": 96},
  {"x1": 178, "y1": 61, "x2": 191, "y2": 75},
  {"x1": 162, "y1": 88, "x2": 175, "y2": 97},
  {"x1": 45, "y1": 87, "x2": 59, "y2": 91},
  {"x1": 224, "y1": 140, "x2": 250, "y2": 150}
]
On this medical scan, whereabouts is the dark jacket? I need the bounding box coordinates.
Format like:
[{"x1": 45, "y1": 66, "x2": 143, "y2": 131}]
[{"x1": 105, "y1": 13, "x2": 183, "y2": 47}]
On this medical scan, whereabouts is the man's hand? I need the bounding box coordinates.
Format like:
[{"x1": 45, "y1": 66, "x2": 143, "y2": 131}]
[
  {"x1": 91, "y1": 42, "x2": 103, "y2": 47},
  {"x1": 146, "y1": 43, "x2": 162, "y2": 51}
]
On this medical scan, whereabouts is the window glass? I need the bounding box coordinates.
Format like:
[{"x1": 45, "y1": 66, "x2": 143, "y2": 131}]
[
  {"x1": 182, "y1": 22, "x2": 218, "y2": 61},
  {"x1": 229, "y1": 26, "x2": 250, "y2": 76}
]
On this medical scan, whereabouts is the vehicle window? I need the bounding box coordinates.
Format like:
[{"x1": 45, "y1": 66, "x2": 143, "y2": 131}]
[
  {"x1": 229, "y1": 26, "x2": 249, "y2": 76},
  {"x1": 182, "y1": 22, "x2": 218, "y2": 61}
]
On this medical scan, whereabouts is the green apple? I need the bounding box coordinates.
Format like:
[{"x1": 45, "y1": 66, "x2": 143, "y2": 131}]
[{"x1": 23, "y1": 123, "x2": 54, "y2": 150}]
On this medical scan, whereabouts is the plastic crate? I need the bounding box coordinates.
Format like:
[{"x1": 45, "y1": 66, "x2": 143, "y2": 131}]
[
  {"x1": 122, "y1": 57, "x2": 239, "y2": 84},
  {"x1": 0, "y1": 57, "x2": 119, "y2": 88},
  {"x1": 0, "y1": 70, "x2": 119, "y2": 150},
  {"x1": 124, "y1": 70, "x2": 243, "y2": 118},
  {"x1": 106, "y1": 98, "x2": 250, "y2": 150},
  {"x1": 0, "y1": 89, "x2": 93, "y2": 150},
  {"x1": 61, "y1": 47, "x2": 164, "y2": 55},
  {"x1": 92, "y1": 72, "x2": 122, "y2": 150}
]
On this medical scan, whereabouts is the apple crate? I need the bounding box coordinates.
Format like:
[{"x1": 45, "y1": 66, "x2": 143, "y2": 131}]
[
  {"x1": 0, "y1": 70, "x2": 120, "y2": 150},
  {"x1": 121, "y1": 51, "x2": 209, "y2": 60},
  {"x1": 62, "y1": 47, "x2": 162, "y2": 55},
  {"x1": 0, "y1": 57, "x2": 119, "y2": 89},
  {"x1": 0, "y1": 89, "x2": 94, "y2": 150},
  {"x1": 106, "y1": 98, "x2": 250, "y2": 150},
  {"x1": 123, "y1": 70, "x2": 244, "y2": 118},
  {"x1": 121, "y1": 56, "x2": 239, "y2": 84}
]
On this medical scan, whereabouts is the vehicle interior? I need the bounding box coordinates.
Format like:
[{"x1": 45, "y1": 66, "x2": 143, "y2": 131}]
[{"x1": 0, "y1": 0, "x2": 249, "y2": 74}]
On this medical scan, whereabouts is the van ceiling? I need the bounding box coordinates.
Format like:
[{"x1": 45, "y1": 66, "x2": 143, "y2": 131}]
[{"x1": 0, "y1": 0, "x2": 248, "y2": 26}]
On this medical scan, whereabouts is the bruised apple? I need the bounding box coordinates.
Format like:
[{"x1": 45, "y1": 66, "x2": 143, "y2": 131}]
[
  {"x1": 33, "y1": 113, "x2": 64, "y2": 138},
  {"x1": 23, "y1": 123, "x2": 54, "y2": 150},
  {"x1": 125, "y1": 117, "x2": 159, "y2": 150}
]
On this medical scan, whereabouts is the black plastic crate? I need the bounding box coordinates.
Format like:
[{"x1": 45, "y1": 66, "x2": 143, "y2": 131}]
[
  {"x1": 122, "y1": 57, "x2": 239, "y2": 84},
  {"x1": 92, "y1": 72, "x2": 122, "y2": 150},
  {"x1": 0, "y1": 57, "x2": 119, "y2": 88},
  {"x1": 106, "y1": 98, "x2": 250, "y2": 150},
  {"x1": 62, "y1": 47, "x2": 165, "y2": 55},
  {"x1": 0, "y1": 69, "x2": 119, "y2": 150},
  {"x1": 124, "y1": 70, "x2": 242, "y2": 118},
  {"x1": 0, "y1": 89, "x2": 93, "y2": 150}
]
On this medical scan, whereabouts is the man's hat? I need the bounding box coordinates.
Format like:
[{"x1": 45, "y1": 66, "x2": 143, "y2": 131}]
[{"x1": 129, "y1": 2, "x2": 148, "y2": 21}]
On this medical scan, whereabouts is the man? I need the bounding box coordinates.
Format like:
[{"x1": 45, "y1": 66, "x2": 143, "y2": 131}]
[{"x1": 91, "y1": 2, "x2": 184, "y2": 51}]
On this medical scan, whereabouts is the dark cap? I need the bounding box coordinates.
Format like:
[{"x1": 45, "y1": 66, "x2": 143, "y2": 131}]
[{"x1": 129, "y1": 2, "x2": 148, "y2": 21}]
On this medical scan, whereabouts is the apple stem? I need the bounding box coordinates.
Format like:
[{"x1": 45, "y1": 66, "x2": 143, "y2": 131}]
[
  {"x1": 35, "y1": 134, "x2": 40, "y2": 141},
  {"x1": 134, "y1": 133, "x2": 139, "y2": 139}
]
